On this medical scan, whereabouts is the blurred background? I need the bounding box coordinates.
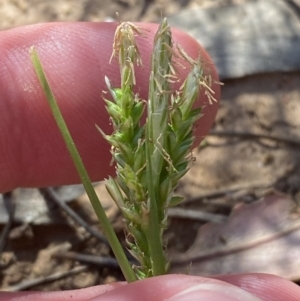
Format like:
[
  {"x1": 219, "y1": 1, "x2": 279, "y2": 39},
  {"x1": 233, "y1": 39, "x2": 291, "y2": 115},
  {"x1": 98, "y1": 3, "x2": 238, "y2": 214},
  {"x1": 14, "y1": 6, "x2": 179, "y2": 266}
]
[
  {"x1": 1, "y1": 0, "x2": 300, "y2": 292},
  {"x1": 0, "y1": 0, "x2": 246, "y2": 27}
]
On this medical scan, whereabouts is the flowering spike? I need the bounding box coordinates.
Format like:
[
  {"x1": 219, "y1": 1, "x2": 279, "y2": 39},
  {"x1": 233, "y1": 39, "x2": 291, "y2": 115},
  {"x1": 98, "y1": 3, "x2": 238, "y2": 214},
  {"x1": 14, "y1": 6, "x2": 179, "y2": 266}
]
[{"x1": 100, "y1": 18, "x2": 219, "y2": 279}]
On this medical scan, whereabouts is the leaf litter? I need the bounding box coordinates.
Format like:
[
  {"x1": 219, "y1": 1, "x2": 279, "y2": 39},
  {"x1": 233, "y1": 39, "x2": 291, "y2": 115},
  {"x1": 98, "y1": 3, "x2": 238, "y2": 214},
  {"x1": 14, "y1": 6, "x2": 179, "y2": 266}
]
[{"x1": 171, "y1": 193, "x2": 300, "y2": 281}]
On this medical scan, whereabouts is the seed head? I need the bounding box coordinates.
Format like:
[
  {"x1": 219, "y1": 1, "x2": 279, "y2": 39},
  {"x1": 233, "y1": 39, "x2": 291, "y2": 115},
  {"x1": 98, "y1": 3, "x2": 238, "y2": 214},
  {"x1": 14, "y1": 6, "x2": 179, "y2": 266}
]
[{"x1": 110, "y1": 22, "x2": 143, "y2": 87}]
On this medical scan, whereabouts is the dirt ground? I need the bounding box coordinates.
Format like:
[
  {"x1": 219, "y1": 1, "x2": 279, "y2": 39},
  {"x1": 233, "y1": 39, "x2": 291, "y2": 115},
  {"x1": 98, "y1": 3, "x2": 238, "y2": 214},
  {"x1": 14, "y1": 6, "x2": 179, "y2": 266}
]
[{"x1": 1, "y1": 0, "x2": 300, "y2": 292}]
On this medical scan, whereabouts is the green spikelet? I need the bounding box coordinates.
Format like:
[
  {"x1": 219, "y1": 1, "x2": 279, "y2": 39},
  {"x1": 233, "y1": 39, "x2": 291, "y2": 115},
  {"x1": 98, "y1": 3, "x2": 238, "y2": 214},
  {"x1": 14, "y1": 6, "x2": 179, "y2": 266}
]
[{"x1": 100, "y1": 19, "x2": 217, "y2": 279}]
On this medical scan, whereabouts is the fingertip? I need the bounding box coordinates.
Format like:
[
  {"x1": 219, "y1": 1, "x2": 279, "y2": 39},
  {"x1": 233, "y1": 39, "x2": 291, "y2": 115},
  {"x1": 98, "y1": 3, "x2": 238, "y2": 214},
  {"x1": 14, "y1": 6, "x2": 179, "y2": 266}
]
[
  {"x1": 89, "y1": 275, "x2": 260, "y2": 301},
  {"x1": 215, "y1": 273, "x2": 300, "y2": 301},
  {"x1": 0, "y1": 21, "x2": 220, "y2": 190}
]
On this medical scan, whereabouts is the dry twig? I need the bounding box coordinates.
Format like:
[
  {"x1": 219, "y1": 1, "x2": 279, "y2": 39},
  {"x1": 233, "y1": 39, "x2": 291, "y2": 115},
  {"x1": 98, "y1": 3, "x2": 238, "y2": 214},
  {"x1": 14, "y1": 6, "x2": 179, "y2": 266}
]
[
  {"x1": 0, "y1": 192, "x2": 15, "y2": 256},
  {"x1": 168, "y1": 207, "x2": 227, "y2": 223},
  {"x1": 40, "y1": 188, "x2": 109, "y2": 246},
  {"x1": 3, "y1": 265, "x2": 88, "y2": 292}
]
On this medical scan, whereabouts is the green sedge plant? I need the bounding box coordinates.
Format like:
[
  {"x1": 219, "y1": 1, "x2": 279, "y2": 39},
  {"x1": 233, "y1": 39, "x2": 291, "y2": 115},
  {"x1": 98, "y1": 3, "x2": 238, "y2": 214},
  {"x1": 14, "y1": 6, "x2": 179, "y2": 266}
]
[{"x1": 30, "y1": 18, "x2": 217, "y2": 282}]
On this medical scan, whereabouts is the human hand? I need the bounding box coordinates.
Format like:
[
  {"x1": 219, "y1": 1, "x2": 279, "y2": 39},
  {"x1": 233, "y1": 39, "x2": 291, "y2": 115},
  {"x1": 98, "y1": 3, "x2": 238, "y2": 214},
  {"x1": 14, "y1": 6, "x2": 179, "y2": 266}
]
[
  {"x1": 0, "y1": 21, "x2": 219, "y2": 192},
  {"x1": 1, "y1": 22, "x2": 299, "y2": 301},
  {"x1": 1, "y1": 274, "x2": 300, "y2": 301}
]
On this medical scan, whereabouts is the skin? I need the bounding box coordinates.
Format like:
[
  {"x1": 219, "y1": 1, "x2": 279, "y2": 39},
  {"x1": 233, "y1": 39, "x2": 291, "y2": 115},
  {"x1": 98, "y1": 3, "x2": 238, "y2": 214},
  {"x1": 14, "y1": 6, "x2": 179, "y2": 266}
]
[{"x1": 0, "y1": 22, "x2": 299, "y2": 301}]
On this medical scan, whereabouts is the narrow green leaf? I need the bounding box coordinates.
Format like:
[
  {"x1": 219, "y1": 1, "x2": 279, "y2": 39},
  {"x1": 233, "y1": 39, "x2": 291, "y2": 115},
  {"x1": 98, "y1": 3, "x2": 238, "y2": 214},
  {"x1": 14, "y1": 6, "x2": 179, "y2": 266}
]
[
  {"x1": 168, "y1": 196, "x2": 185, "y2": 207},
  {"x1": 30, "y1": 47, "x2": 137, "y2": 283}
]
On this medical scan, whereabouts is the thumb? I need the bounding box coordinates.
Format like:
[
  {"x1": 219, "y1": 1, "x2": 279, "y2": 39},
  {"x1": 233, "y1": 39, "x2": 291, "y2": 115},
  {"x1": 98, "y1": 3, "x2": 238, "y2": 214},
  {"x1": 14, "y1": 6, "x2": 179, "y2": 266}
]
[
  {"x1": 0, "y1": 275, "x2": 261, "y2": 301},
  {"x1": 89, "y1": 275, "x2": 262, "y2": 301}
]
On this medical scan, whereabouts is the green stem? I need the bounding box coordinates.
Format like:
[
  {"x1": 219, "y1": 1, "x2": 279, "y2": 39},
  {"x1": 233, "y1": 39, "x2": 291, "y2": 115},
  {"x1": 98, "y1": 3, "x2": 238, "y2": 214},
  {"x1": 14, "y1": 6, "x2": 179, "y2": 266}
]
[
  {"x1": 145, "y1": 135, "x2": 166, "y2": 276},
  {"x1": 30, "y1": 48, "x2": 137, "y2": 283},
  {"x1": 142, "y1": 18, "x2": 172, "y2": 276}
]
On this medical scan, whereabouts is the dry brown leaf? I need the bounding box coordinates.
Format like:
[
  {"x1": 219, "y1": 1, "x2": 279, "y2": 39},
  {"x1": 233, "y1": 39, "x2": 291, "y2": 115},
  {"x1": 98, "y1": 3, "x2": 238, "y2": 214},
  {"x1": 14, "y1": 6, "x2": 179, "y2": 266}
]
[{"x1": 170, "y1": 193, "x2": 300, "y2": 281}]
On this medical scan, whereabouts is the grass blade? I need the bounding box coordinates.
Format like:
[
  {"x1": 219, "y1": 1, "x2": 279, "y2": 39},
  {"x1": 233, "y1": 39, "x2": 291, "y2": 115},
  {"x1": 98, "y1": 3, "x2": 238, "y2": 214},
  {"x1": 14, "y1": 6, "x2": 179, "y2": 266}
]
[{"x1": 30, "y1": 47, "x2": 137, "y2": 283}]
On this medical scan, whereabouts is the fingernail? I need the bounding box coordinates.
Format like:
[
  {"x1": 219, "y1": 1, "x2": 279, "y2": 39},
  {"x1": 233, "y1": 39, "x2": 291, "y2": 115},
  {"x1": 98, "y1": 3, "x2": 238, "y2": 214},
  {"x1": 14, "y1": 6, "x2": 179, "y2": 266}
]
[{"x1": 166, "y1": 283, "x2": 262, "y2": 301}]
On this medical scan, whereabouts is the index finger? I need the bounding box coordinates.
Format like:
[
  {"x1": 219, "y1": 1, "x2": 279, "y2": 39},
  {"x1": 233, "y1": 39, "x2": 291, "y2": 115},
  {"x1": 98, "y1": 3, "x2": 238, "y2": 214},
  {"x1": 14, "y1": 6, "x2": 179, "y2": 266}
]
[{"x1": 0, "y1": 22, "x2": 220, "y2": 192}]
